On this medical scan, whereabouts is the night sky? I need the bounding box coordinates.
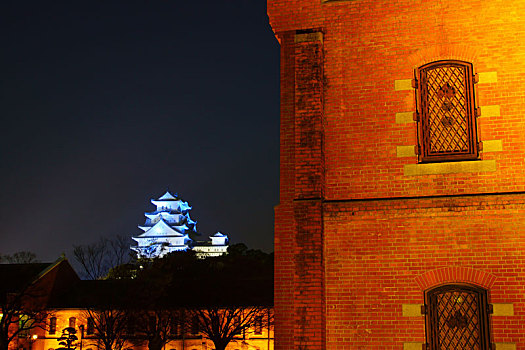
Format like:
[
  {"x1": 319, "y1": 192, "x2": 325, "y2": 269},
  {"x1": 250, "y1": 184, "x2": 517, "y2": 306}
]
[{"x1": 1, "y1": 0, "x2": 280, "y2": 262}]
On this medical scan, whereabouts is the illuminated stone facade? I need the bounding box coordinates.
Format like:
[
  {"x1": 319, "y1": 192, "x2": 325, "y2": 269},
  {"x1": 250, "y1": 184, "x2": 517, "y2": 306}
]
[
  {"x1": 268, "y1": 1, "x2": 525, "y2": 349},
  {"x1": 131, "y1": 191, "x2": 228, "y2": 258}
]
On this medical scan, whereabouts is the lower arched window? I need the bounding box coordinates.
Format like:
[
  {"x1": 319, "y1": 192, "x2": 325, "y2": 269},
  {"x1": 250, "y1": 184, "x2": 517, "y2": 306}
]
[{"x1": 424, "y1": 284, "x2": 491, "y2": 349}]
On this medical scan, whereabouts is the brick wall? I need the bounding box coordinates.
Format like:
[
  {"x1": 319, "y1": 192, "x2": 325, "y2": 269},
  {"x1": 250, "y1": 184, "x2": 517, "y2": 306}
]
[
  {"x1": 269, "y1": 0, "x2": 525, "y2": 349},
  {"x1": 324, "y1": 194, "x2": 525, "y2": 349}
]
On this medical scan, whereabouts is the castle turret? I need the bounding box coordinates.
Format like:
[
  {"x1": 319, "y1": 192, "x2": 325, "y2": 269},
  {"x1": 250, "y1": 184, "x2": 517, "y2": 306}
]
[{"x1": 193, "y1": 232, "x2": 229, "y2": 258}]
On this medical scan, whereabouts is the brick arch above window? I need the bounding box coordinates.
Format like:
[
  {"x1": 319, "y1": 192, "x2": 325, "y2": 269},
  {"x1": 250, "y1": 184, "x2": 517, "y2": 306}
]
[
  {"x1": 405, "y1": 44, "x2": 481, "y2": 70},
  {"x1": 415, "y1": 267, "x2": 497, "y2": 291}
]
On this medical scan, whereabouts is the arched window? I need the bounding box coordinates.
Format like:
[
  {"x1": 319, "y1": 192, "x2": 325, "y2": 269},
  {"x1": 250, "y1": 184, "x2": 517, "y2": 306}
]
[
  {"x1": 48, "y1": 317, "x2": 57, "y2": 335},
  {"x1": 424, "y1": 284, "x2": 491, "y2": 349},
  {"x1": 416, "y1": 60, "x2": 479, "y2": 162}
]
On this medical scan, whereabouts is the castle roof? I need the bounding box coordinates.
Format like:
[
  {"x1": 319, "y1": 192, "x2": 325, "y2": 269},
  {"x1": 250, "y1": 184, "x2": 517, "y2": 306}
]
[
  {"x1": 144, "y1": 212, "x2": 184, "y2": 220},
  {"x1": 135, "y1": 219, "x2": 186, "y2": 237},
  {"x1": 158, "y1": 191, "x2": 178, "y2": 201}
]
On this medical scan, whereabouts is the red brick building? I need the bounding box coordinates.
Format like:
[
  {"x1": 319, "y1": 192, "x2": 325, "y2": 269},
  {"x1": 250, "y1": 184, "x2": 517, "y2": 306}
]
[{"x1": 267, "y1": 1, "x2": 525, "y2": 349}]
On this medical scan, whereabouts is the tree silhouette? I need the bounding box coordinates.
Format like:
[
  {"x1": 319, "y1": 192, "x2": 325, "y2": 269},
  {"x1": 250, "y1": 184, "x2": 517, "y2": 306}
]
[
  {"x1": 185, "y1": 306, "x2": 272, "y2": 350},
  {"x1": 131, "y1": 310, "x2": 181, "y2": 350},
  {"x1": 73, "y1": 236, "x2": 133, "y2": 280},
  {"x1": 83, "y1": 308, "x2": 129, "y2": 350},
  {"x1": 0, "y1": 265, "x2": 49, "y2": 350},
  {"x1": 134, "y1": 246, "x2": 273, "y2": 350},
  {"x1": 56, "y1": 327, "x2": 78, "y2": 350},
  {"x1": 0, "y1": 251, "x2": 38, "y2": 264}
]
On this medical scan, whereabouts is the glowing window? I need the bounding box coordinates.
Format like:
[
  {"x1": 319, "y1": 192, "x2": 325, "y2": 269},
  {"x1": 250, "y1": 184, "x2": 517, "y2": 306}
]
[
  {"x1": 49, "y1": 317, "x2": 57, "y2": 335},
  {"x1": 254, "y1": 316, "x2": 263, "y2": 335},
  {"x1": 424, "y1": 284, "x2": 491, "y2": 349},
  {"x1": 416, "y1": 60, "x2": 479, "y2": 162},
  {"x1": 69, "y1": 317, "x2": 76, "y2": 329},
  {"x1": 19, "y1": 315, "x2": 31, "y2": 337}
]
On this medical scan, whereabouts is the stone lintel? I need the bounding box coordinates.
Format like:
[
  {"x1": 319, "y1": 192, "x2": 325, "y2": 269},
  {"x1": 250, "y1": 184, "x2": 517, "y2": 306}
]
[
  {"x1": 404, "y1": 160, "x2": 496, "y2": 176},
  {"x1": 295, "y1": 32, "x2": 323, "y2": 43}
]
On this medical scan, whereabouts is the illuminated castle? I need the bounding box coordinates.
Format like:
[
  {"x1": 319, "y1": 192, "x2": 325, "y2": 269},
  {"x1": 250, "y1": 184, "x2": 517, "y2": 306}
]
[{"x1": 131, "y1": 191, "x2": 228, "y2": 258}]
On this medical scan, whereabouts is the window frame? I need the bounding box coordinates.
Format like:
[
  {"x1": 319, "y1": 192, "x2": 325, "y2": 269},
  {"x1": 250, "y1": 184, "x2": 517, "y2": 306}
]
[
  {"x1": 416, "y1": 60, "x2": 479, "y2": 163},
  {"x1": 424, "y1": 283, "x2": 491, "y2": 350}
]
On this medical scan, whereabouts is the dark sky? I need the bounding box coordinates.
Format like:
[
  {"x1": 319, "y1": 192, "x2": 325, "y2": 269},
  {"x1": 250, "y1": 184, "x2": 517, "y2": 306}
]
[{"x1": 0, "y1": 0, "x2": 280, "y2": 262}]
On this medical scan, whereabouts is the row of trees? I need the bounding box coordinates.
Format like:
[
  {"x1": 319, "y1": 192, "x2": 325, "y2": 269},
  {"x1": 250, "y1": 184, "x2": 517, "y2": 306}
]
[
  {"x1": 85, "y1": 247, "x2": 272, "y2": 350},
  {"x1": 76, "y1": 305, "x2": 272, "y2": 350},
  {"x1": 0, "y1": 251, "x2": 38, "y2": 264}
]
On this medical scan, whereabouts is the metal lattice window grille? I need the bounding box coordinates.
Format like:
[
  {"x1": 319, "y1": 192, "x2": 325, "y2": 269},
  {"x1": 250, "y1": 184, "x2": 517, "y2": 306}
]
[
  {"x1": 415, "y1": 60, "x2": 479, "y2": 162},
  {"x1": 424, "y1": 284, "x2": 491, "y2": 350}
]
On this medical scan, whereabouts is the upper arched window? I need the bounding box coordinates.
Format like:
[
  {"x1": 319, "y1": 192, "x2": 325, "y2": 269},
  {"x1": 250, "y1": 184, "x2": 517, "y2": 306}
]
[
  {"x1": 48, "y1": 317, "x2": 57, "y2": 335},
  {"x1": 424, "y1": 284, "x2": 491, "y2": 349},
  {"x1": 416, "y1": 60, "x2": 479, "y2": 162}
]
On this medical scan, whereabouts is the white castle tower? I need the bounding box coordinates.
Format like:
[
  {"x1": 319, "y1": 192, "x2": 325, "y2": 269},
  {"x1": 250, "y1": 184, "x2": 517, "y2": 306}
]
[{"x1": 131, "y1": 191, "x2": 229, "y2": 259}]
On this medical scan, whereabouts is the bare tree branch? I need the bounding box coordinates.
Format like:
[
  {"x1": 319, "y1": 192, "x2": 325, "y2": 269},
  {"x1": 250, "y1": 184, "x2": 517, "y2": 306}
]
[
  {"x1": 73, "y1": 236, "x2": 133, "y2": 280},
  {"x1": 130, "y1": 309, "x2": 182, "y2": 350},
  {"x1": 0, "y1": 280, "x2": 51, "y2": 350},
  {"x1": 186, "y1": 306, "x2": 271, "y2": 350},
  {"x1": 83, "y1": 308, "x2": 129, "y2": 350}
]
